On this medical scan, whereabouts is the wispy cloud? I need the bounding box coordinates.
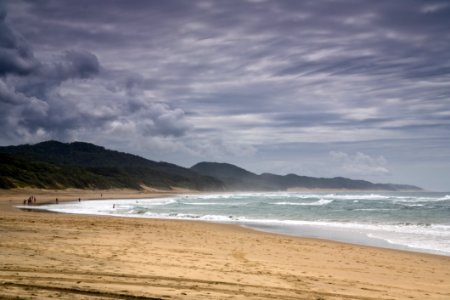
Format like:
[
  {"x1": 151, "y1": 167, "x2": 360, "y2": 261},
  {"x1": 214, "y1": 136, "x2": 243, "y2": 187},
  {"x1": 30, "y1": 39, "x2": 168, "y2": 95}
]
[
  {"x1": 1, "y1": 0, "x2": 450, "y2": 189},
  {"x1": 330, "y1": 151, "x2": 390, "y2": 176}
]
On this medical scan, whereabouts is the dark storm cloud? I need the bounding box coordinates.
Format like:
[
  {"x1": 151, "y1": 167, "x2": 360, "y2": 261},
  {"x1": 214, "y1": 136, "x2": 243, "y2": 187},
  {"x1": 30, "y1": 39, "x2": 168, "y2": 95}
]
[
  {"x1": 0, "y1": 0, "x2": 191, "y2": 143},
  {"x1": 3, "y1": 0, "x2": 450, "y2": 136},
  {"x1": 10, "y1": 49, "x2": 101, "y2": 101},
  {"x1": 53, "y1": 50, "x2": 100, "y2": 79},
  {"x1": 0, "y1": 2, "x2": 36, "y2": 75}
]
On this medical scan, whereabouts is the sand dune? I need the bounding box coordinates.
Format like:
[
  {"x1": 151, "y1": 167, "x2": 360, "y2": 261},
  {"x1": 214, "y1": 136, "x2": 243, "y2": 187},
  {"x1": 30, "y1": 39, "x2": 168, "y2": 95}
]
[{"x1": 1, "y1": 189, "x2": 450, "y2": 299}]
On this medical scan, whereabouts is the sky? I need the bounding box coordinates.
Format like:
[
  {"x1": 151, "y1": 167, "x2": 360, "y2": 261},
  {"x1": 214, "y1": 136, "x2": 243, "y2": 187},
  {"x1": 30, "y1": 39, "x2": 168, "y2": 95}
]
[{"x1": 1, "y1": 0, "x2": 450, "y2": 191}]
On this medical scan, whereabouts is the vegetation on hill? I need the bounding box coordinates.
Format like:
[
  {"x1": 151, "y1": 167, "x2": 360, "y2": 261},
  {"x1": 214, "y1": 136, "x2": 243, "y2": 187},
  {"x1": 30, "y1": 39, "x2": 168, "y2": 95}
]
[
  {"x1": 191, "y1": 162, "x2": 422, "y2": 191},
  {"x1": 0, "y1": 141, "x2": 421, "y2": 191},
  {"x1": 0, "y1": 153, "x2": 116, "y2": 189},
  {"x1": 0, "y1": 141, "x2": 223, "y2": 191}
]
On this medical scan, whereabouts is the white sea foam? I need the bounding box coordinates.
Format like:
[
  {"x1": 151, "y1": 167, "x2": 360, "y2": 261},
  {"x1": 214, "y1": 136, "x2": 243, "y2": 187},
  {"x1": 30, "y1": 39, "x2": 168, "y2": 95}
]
[
  {"x1": 181, "y1": 202, "x2": 247, "y2": 206},
  {"x1": 352, "y1": 208, "x2": 396, "y2": 211},
  {"x1": 394, "y1": 195, "x2": 450, "y2": 203},
  {"x1": 400, "y1": 203, "x2": 425, "y2": 207},
  {"x1": 182, "y1": 202, "x2": 223, "y2": 205},
  {"x1": 367, "y1": 232, "x2": 450, "y2": 254},
  {"x1": 273, "y1": 199, "x2": 333, "y2": 206},
  {"x1": 322, "y1": 194, "x2": 390, "y2": 200},
  {"x1": 241, "y1": 219, "x2": 450, "y2": 255}
]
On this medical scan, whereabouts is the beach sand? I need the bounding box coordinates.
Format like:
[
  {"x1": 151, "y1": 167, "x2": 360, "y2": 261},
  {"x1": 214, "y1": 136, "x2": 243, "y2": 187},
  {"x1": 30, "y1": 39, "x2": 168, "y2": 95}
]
[{"x1": 1, "y1": 189, "x2": 450, "y2": 299}]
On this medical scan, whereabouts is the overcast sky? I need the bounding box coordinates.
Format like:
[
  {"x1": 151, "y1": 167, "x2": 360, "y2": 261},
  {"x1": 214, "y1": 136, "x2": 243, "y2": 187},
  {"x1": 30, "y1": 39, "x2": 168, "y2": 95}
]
[{"x1": 1, "y1": 0, "x2": 450, "y2": 190}]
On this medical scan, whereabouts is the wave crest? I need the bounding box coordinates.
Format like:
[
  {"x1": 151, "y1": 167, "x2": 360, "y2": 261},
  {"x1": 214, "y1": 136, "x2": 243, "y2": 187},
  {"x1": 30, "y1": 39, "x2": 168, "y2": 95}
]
[{"x1": 273, "y1": 199, "x2": 333, "y2": 206}]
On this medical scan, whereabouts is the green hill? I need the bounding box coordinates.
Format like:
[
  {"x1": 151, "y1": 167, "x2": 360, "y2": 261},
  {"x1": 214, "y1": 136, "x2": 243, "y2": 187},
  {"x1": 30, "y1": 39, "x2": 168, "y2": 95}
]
[
  {"x1": 0, "y1": 141, "x2": 223, "y2": 191},
  {"x1": 191, "y1": 162, "x2": 422, "y2": 191},
  {"x1": 0, "y1": 153, "x2": 117, "y2": 189},
  {"x1": 0, "y1": 141, "x2": 422, "y2": 191}
]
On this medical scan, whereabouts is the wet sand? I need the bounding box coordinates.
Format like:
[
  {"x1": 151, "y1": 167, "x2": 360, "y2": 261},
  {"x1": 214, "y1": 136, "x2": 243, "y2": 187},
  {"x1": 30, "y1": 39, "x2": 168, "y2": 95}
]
[{"x1": 1, "y1": 189, "x2": 450, "y2": 299}]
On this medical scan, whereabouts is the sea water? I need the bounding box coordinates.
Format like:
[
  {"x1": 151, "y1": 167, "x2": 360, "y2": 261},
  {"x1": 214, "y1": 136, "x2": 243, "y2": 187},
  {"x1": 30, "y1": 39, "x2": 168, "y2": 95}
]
[{"x1": 26, "y1": 191, "x2": 450, "y2": 256}]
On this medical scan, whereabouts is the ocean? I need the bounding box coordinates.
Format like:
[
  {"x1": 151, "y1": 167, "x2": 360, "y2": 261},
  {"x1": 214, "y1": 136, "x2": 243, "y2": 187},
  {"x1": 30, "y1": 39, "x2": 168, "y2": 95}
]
[{"x1": 28, "y1": 191, "x2": 450, "y2": 256}]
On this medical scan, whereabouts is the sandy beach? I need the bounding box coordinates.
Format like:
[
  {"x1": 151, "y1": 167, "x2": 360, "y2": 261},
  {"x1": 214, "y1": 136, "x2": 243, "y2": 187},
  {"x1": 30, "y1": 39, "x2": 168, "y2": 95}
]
[{"x1": 1, "y1": 189, "x2": 450, "y2": 299}]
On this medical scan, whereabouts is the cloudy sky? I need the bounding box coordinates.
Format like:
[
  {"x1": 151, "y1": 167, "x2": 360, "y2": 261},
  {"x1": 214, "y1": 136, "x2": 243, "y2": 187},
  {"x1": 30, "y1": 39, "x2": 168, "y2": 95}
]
[{"x1": 1, "y1": 0, "x2": 450, "y2": 190}]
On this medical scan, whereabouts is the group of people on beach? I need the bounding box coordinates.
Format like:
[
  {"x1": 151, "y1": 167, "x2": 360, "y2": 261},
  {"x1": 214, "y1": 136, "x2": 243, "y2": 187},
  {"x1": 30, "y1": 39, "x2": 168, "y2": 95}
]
[
  {"x1": 23, "y1": 196, "x2": 82, "y2": 205},
  {"x1": 23, "y1": 195, "x2": 37, "y2": 205}
]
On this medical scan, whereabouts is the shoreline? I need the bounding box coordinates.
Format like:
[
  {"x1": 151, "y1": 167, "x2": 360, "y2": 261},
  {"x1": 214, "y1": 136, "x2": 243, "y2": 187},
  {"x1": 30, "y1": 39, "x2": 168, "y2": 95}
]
[
  {"x1": 8, "y1": 189, "x2": 450, "y2": 257},
  {"x1": 19, "y1": 200, "x2": 450, "y2": 258},
  {"x1": 1, "y1": 188, "x2": 450, "y2": 299},
  {"x1": 17, "y1": 189, "x2": 450, "y2": 257}
]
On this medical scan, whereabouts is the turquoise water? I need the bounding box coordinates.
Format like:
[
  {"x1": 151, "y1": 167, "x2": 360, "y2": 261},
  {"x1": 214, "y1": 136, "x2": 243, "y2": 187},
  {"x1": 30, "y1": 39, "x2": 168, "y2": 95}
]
[{"x1": 30, "y1": 191, "x2": 450, "y2": 256}]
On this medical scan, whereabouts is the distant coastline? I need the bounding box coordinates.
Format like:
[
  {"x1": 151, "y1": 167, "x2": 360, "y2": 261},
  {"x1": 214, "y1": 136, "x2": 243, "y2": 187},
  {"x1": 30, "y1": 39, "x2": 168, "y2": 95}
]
[{"x1": 0, "y1": 140, "x2": 422, "y2": 192}]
